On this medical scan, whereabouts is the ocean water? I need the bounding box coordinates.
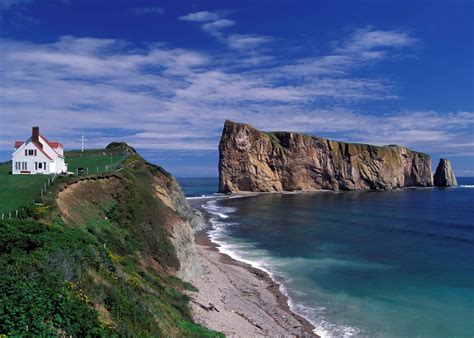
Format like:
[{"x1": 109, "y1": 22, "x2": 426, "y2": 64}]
[
  {"x1": 177, "y1": 177, "x2": 219, "y2": 198},
  {"x1": 182, "y1": 177, "x2": 474, "y2": 337}
]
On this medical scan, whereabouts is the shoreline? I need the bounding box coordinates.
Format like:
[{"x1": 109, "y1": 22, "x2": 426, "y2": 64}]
[
  {"x1": 188, "y1": 229, "x2": 317, "y2": 337},
  {"x1": 185, "y1": 184, "x2": 443, "y2": 203}
]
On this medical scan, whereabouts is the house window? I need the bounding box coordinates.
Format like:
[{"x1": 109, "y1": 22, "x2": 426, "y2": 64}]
[
  {"x1": 21, "y1": 162, "x2": 27, "y2": 170},
  {"x1": 35, "y1": 162, "x2": 37, "y2": 170},
  {"x1": 34, "y1": 150, "x2": 37, "y2": 156},
  {"x1": 15, "y1": 162, "x2": 20, "y2": 170},
  {"x1": 44, "y1": 162, "x2": 46, "y2": 170},
  {"x1": 39, "y1": 162, "x2": 42, "y2": 169},
  {"x1": 25, "y1": 149, "x2": 27, "y2": 156}
]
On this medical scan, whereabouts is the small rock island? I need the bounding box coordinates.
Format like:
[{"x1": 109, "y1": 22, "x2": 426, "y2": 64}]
[
  {"x1": 434, "y1": 158, "x2": 458, "y2": 187},
  {"x1": 219, "y1": 120, "x2": 457, "y2": 193}
]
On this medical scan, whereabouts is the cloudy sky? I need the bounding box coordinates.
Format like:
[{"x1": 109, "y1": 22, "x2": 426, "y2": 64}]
[{"x1": 0, "y1": 0, "x2": 473, "y2": 176}]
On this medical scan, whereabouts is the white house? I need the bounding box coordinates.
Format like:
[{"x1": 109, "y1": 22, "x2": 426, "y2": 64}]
[{"x1": 12, "y1": 126, "x2": 67, "y2": 175}]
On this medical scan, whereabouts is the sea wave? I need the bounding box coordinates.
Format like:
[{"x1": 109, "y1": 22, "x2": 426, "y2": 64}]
[
  {"x1": 186, "y1": 193, "x2": 226, "y2": 200},
  {"x1": 458, "y1": 185, "x2": 474, "y2": 188},
  {"x1": 202, "y1": 199, "x2": 237, "y2": 219},
  {"x1": 201, "y1": 198, "x2": 361, "y2": 337}
]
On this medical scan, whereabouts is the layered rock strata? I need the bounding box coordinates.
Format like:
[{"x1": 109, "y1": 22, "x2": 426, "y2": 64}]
[{"x1": 219, "y1": 120, "x2": 434, "y2": 192}]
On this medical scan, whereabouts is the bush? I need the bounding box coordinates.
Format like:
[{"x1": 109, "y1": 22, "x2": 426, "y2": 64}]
[
  {"x1": 0, "y1": 152, "x2": 224, "y2": 337},
  {"x1": 0, "y1": 220, "x2": 108, "y2": 336}
]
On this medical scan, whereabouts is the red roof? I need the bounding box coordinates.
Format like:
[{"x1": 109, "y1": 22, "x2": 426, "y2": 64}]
[
  {"x1": 48, "y1": 141, "x2": 63, "y2": 148},
  {"x1": 14, "y1": 133, "x2": 63, "y2": 159},
  {"x1": 40, "y1": 134, "x2": 63, "y2": 148}
]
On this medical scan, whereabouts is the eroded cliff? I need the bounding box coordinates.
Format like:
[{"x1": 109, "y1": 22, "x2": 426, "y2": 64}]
[
  {"x1": 57, "y1": 146, "x2": 204, "y2": 281},
  {"x1": 434, "y1": 158, "x2": 458, "y2": 187},
  {"x1": 219, "y1": 120, "x2": 434, "y2": 192},
  {"x1": 0, "y1": 144, "x2": 222, "y2": 337}
]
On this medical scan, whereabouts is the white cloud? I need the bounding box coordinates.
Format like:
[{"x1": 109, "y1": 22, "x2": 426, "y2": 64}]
[
  {"x1": 201, "y1": 19, "x2": 235, "y2": 38},
  {"x1": 0, "y1": 0, "x2": 34, "y2": 10},
  {"x1": 0, "y1": 28, "x2": 471, "y2": 161},
  {"x1": 227, "y1": 34, "x2": 274, "y2": 50},
  {"x1": 332, "y1": 27, "x2": 416, "y2": 54},
  {"x1": 132, "y1": 6, "x2": 164, "y2": 15},
  {"x1": 179, "y1": 11, "x2": 220, "y2": 22},
  {"x1": 180, "y1": 11, "x2": 273, "y2": 52}
]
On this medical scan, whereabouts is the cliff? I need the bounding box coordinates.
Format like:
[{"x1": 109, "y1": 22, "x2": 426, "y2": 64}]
[
  {"x1": 0, "y1": 144, "x2": 222, "y2": 337},
  {"x1": 56, "y1": 150, "x2": 204, "y2": 281},
  {"x1": 219, "y1": 120, "x2": 433, "y2": 192},
  {"x1": 434, "y1": 158, "x2": 458, "y2": 187}
]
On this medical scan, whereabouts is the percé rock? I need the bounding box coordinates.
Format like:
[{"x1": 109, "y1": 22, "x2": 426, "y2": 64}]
[
  {"x1": 434, "y1": 158, "x2": 458, "y2": 187},
  {"x1": 219, "y1": 120, "x2": 433, "y2": 192}
]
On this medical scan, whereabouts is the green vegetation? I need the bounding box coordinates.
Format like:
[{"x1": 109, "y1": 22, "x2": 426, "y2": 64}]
[
  {"x1": 0, "y1": 220, "x2": 111, "y2": 336},
  {"x1": 263, "y1": 132, "x2": 286, "y2": 152},
  {"x1": 0, "y1": 163, "x2": 49, "y2": 215},
  {"x1": 0, "y1": 150, "x2": 125, "y2": 215},
  {"x1": 0, "y1": 145, "x2": 224, "y2": 337},
  {"x1": 65, "y1": 150, "x2": 125, "y2": 174}
]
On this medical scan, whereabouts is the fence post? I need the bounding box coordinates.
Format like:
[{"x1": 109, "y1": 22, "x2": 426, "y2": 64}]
[
  {"x1": 1, "y1": 214, "x2": 3, "y2": 220},
  {"x1": 16, "y1": 210, "x2": 18, "y2": 217},
  {"x1": 9, "y1": 213, "x2": 11, "y2": 219},
  {"x1": 41, "y1": 188, "x2": 43, "y2": 196}
]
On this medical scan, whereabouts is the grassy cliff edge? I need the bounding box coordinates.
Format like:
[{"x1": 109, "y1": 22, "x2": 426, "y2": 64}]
[{"x1": 0, "y1": 143, "x2": 222, "y2": 337}]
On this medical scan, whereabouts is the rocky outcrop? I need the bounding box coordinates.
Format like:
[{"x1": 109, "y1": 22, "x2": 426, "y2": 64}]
[
  {"x1": 219, "y1": 120, "x2": 434, "y2": 192},
  {"x1": 52, "y1": 145, "x2": 223, "y2": 336},
  {"x1": 58, "y1": 145, "x2": 203, "y2": 282},
  {"x1": 151, "y1": 166, "x2": 206, "y2": 232},
  {"x1": 434, "y1": 158, "x2": 457, "y2": 187},
  {"x1": 149, "y1": 164, "x2": 205, "y2": 280}
]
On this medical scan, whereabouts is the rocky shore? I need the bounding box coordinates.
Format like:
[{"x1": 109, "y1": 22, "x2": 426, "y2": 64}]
[{"x1": 188, "y1": 231, "x2": 317, "y2": 337}]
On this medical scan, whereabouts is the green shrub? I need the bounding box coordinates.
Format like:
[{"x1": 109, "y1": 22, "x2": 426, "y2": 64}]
[
  {"x1": 0, "y1": 149, "x2": 224, "y2": 337},
  {"x1": 0, "y1": 220, "x2": 108, "y2": 336}
]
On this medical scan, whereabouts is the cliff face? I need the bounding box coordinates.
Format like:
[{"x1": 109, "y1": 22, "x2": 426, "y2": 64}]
[
  {"x1": 1, "y1": 144, "x2": 222, "y2": 337},
  {"x1": 148, "y1": 162, "x2": 205, "y2": 280},
  {"x1": 57, "y1": 147, "x2": 203, "y2": 281},
  {"x1": 219, "y1": 120, "x2": 433, "y2": 192},
  {"x1": 434, "y1": 158, "x2": 458, "y2": 187}
]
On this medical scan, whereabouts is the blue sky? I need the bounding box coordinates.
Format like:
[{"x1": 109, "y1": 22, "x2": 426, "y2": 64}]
[{"x1": 0, "y1": 0, "x2": 472, "y2": 176}]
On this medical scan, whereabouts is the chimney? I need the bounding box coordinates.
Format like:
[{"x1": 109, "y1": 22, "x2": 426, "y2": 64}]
[{"x1": 32, "y1": 126, "x2": 41, "y2": 146}]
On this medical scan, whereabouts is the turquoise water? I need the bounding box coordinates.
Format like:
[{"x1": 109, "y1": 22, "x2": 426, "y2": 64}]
[{"x1": 181, "y1": 178, "x2": 474, "y2": 337}]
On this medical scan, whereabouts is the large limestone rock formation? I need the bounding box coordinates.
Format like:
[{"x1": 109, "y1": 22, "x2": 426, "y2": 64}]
[
  {"x1": 219, "y1": 120, "x2": 434, "y2": 193},
  {"x1": 433, "y1": 158, "x2": 457, "y2": 187}
]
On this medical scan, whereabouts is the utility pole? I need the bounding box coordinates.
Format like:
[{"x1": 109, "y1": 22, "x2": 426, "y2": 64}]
[{"x1": 79, "y1": 133, "x2": 87, "y2": 152}]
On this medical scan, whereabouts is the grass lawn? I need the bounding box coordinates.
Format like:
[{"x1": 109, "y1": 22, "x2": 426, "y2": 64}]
[
  {"x1": 66, "y1": 154, "x2": 125, "y2": 174},
  {"x1": 0, "y1": 152, "x2": 126, "y2": 215},
  {"x1": 0, "y1": 163, "x2": 50, "y2": 216}
]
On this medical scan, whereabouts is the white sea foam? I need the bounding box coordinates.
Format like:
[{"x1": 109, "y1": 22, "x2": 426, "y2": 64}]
[
  {"x1": 203, "y1": 200, "x2": 237, "y2": 217},
  {"x1": 201, "y1": 198, "x2": 361, "y2": 338},
  {"x1": 186, "y1": 195, "x2": 215, "y2": 200},
  {"x1": 458, "y1": 185, "x2": 474, "y2": 188},
  {"x1": 186, "y1": 193, "x2": 225, "y2": 200}
]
